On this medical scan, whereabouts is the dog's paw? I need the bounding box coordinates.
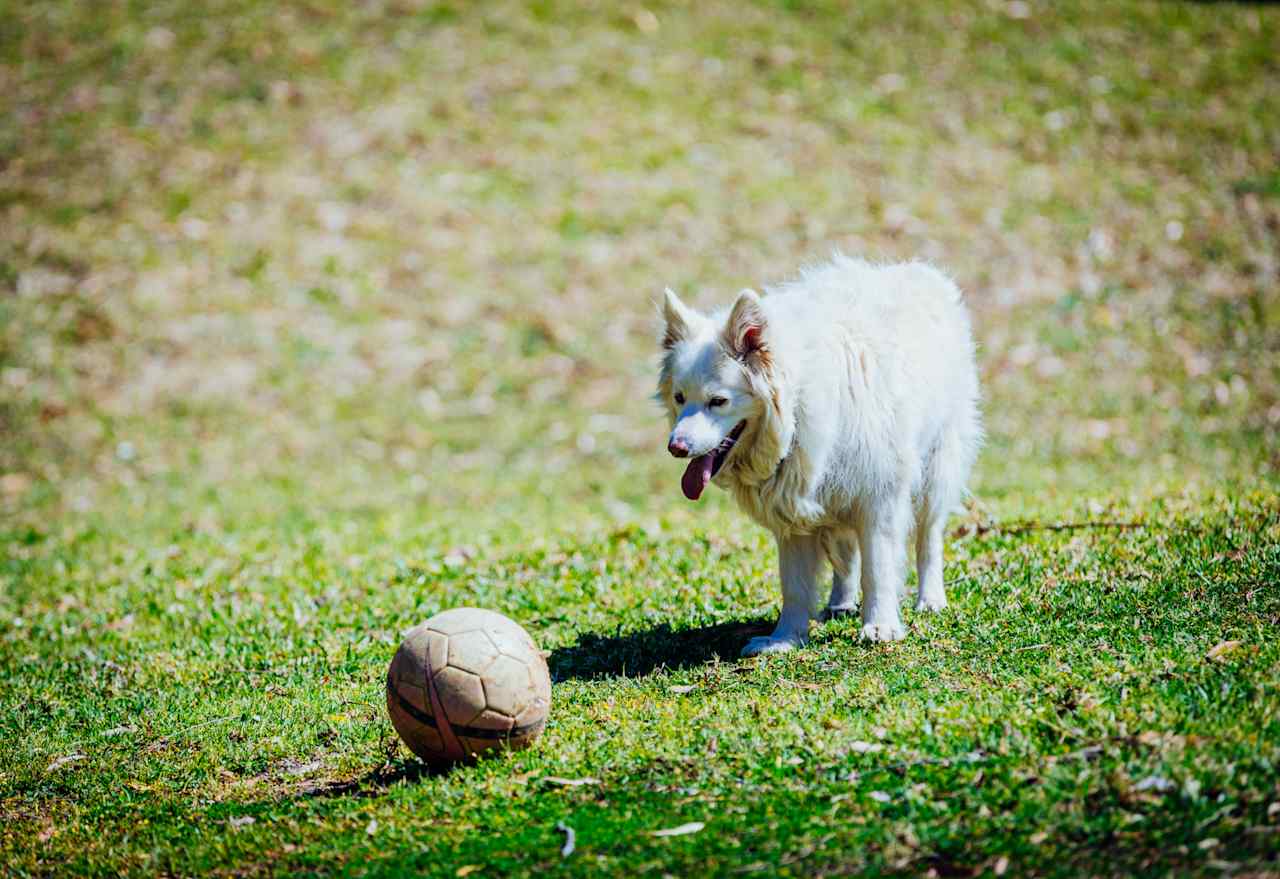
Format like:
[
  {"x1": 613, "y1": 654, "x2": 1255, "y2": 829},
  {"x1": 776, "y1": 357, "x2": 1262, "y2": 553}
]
[
  {"x1": 741, "y1": 635, "x2": 804, "y2": 657},
  {"x1": 914, "y1": 594, "x2": 947, "y2": 613},
  {"x1": 859, "y1": 621, "x2": 906, "y2": 643},
  {"x1": 820, "y1": 604, "x2": 859, "y2": 622}
]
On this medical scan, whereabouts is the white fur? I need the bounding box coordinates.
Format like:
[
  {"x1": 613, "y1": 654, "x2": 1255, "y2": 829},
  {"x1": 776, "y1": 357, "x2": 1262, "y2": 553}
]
[{"x1": 658, "y1": 255, "x2": 982, "y2": 656}]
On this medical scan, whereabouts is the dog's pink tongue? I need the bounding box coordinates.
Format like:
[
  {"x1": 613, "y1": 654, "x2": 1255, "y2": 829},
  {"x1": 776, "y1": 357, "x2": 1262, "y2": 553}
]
[{"x1": 681, "y1": 454, "x2": 715, "y2": 501}]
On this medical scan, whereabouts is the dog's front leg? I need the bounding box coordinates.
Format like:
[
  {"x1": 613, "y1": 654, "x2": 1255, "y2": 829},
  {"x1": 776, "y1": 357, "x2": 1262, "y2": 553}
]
[
  {"x1": 859, "y1": 493, "x2": 909, "y2": 642},
  {"x1": 822, "y1": 532, "x2": 860, "y2": 620},
  {"x1": 741, "y1": 533, "x2": 821, "y2": 656}
]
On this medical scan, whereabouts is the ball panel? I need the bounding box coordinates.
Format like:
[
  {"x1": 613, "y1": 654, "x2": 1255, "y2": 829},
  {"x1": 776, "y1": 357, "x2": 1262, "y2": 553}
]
[
  {"x1": 387, "y1": 684, "x2": 447, "y2": 760},
  {"x1": 487, "y1": 623, "x2": 538, "y2": 658},
  {"x1": 394, "y1": 677, "x2": 429, "y2": 714},
  {"x1": 504, "y1": 717, "x2": 546, "y2": 752},
  {"x1": 433, "y1": 665, "x2": 485, "y2": 726},
  {"x1": 481, "y1": 654, "x2": 535, "y2": 717},
  {"x1": 533, "y1": 653, "x2": 552, "y2": 701},
  {"x1": 426, "y1": 607, "x2": 510, "y2": 636},
  {"x1": 514, "y1": 696, "x2": 550, "y2": 730},
  {"x1": 446, "y1": 629, "x2": 500, "y2": 676},
  {"x1": 398, "y1": 626, "x2": 448, "y2": 682},
  {"x1": 471, "y1": 709, "x2": 515, "y2": 733},
  {"x1": 426, "y1": 629, "x2": 449, "y2": 673},
  {"x1": 393, "y1": 652, "x2": 436, "y2": 716},
  {"x1": 401, "y1": 626, "x2": 453, "y2": 680},
  {"x1": 457, "y1": 736, "x2": 499, "y2": 756}
]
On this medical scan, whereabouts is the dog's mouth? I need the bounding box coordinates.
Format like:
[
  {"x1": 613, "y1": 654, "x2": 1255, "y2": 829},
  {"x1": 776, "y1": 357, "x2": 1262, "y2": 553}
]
[{"x1": 681, "y1": 421, "x2": 747, "y2": 501}]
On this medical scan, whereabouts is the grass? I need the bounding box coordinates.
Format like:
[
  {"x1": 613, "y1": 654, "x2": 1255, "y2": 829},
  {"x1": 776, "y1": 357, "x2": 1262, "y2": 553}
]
[{"x1": 2, "y1": 0, "x2": 1279, "y2": 875}]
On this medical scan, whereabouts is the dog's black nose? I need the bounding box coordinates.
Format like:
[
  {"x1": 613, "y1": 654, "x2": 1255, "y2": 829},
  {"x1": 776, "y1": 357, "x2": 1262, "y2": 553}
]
[{"x1": 668, "y1": 437, "x2": 689, "y2": 458}]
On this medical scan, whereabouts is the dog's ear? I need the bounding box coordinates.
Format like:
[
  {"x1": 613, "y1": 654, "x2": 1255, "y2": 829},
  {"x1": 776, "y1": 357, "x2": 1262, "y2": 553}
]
[
  {"x1": 723, "y1": 289, "x2": 768, "y2": 365},
  {"x1": 662, "y1": 288, "x2": 696, "y2": 350}
]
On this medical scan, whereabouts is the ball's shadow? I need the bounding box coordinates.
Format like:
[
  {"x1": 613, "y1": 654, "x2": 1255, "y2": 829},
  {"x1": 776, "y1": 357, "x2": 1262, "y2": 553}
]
[
  {"x1": 548, "y1": 617, "x2": 773, "y2": 682},
  {"x1": 296, "y1": 758, "x2": 453, "y2": 799}
]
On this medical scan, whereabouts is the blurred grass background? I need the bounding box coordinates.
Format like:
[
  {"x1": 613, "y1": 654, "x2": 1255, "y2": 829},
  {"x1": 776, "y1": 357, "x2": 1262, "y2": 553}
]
[{"x1": 3, "y1": 0, "x2": 1276, "y2": 534}]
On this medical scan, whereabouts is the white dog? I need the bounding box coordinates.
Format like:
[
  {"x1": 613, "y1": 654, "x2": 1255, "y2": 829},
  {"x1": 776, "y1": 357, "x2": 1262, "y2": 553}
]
[{"x1": 658, "y1": 254, "x2": 981, "y2": 656}]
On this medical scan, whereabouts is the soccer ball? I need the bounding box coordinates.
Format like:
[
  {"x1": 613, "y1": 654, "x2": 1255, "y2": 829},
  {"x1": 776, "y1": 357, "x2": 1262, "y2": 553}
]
[{"x1": 386, "y1": 607, "x2": 551, "y2": 763}]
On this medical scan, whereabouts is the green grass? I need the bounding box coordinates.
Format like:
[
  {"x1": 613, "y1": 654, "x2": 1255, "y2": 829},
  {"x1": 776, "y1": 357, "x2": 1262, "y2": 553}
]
[{"x1": 2, "y1": 0, "x2": 1279, "y2": 875}]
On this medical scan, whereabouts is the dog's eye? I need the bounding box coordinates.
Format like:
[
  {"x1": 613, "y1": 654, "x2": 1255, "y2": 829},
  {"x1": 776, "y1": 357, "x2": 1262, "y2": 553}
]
[
  {"x1": 674, "y1": 392, "x2": 685, "y2": 405},
  {"x1": 708, "y1": 396, "x2": 728, "y2": 408}
]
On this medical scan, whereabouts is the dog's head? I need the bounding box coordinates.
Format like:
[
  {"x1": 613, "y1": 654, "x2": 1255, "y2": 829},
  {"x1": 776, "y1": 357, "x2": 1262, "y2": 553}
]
[{"x1": 657, "y1": 287, "x2": 787, "y2": 500}]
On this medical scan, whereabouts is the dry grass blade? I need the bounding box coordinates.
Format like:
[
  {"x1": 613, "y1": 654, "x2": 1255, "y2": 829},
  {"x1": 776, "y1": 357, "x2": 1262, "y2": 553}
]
[
  {"x1": 543, "y1": 776, "x2": 600, "y2": 787},
  {"x1": 651, "y1": 822, "x2": 705, "y2": 837}
]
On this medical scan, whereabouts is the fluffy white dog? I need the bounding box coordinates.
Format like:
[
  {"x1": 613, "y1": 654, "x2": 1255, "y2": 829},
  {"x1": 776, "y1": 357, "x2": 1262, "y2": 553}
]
[{"x1": 658, "y1": 254, "x2": 981, "y2": 656}]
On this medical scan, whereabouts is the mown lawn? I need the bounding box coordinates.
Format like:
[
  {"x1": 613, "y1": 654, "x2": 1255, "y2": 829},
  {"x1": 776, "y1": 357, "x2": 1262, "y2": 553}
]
[{"x1": 2, "y1": 0, "x2": 1278, "y2": 876}]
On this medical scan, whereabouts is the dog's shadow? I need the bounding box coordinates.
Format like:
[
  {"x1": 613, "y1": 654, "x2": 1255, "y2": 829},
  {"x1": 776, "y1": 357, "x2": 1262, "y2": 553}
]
[{"x1": 547, "y1": 617, "x2": 774, "y2": 682}]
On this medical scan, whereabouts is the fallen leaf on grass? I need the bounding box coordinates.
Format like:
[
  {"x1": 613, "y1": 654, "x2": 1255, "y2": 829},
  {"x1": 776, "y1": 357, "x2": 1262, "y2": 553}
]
[
  {"x1": 669, "y1": 684, "x2": 697, "y2": 694},
  {"x1": 456, "y1": 866, "x2": 482, "y2": 877},
  {"x1": 543, "y1": 776, "x2": 600, "y2": 787},
  {"x1": 284, "y1": 759, "x2": 324, "y2": 776},
  {"x1": 1029, "y1": 831, "x2": 1049, "y2": 845},
  {"x1": 651, "y1": 822, "x2": 705, "y2": 837},
  {"x1": 1136, "y1": 730, "x2": 1189, "y2": 749},
  {"x1": 994, "y1": 855, "x2": 1010, "y2": 875},
  {"x1": 1134, "y1": 775, "x2": 1175, "y2": 793},
  {"x1": 555, "y1": 821, "x2": 576, "y2": 857},
  {"x1": 47, "y1": 753, "x2": 86, "y2": 772},
  {"x1": 848, "y1": 741, "x2": 884, "y2": 754},
  {"x1": 1207, "y1": 640, "x2": 1242, "y2": 662},
  {"x1": 229, "y1": 816, "x2": 255, "y2": 829},
  {"x1": 783, "y1": 679, "x2": 823, "y2": 691}
]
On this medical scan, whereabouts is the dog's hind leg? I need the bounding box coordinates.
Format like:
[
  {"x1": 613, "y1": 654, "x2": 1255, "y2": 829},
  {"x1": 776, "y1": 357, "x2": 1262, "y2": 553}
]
[
  {"x1": 914, "y1": 423, "x2": 972, "y2": 613},
  {"x1": 741, "y1": 533, "x2": 822, "y2": 656},
  {"x1": 914, "y1": 506, "x2": 947, "y2": 612},
  {"x1": 821, "y1": 531, "x2": 860, "y2": 621}
]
